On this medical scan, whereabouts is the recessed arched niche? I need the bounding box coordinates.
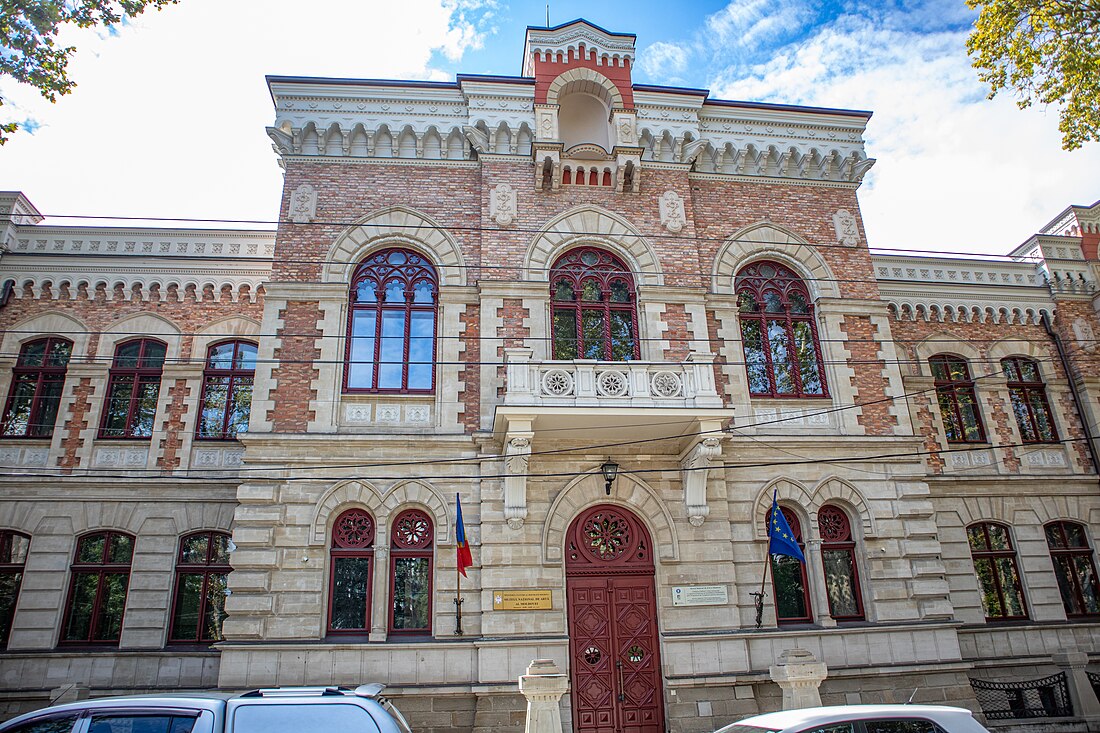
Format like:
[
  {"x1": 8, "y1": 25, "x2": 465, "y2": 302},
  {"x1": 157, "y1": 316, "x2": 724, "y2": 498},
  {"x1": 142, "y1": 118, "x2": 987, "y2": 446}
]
[{"x1": 560, "y1": 91, "x2": 611, "y2": 155}]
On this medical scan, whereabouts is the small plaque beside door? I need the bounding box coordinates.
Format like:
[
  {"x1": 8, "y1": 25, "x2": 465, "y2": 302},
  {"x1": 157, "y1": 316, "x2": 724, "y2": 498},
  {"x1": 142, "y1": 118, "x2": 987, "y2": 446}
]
[
  {"x1": 493, "y1": 590, "x2": 553, "y2": 610},
  {"x1": 671, "y1": 585, "x2": 728, "y2": 607}
]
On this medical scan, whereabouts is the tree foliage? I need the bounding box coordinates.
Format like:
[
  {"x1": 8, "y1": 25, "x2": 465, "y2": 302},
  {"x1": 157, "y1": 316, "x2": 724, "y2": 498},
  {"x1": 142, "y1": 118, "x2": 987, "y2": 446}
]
[
  {"x1": 966, "y1": 0, "x2": 1100, "y2": 150},
  {"x1": 0, "y1": 0, "x2": 177, "y2": 144}
]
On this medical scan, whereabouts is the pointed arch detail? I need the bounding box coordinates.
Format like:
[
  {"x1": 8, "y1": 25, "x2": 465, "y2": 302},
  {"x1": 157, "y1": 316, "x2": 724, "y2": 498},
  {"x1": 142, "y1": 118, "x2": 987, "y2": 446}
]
[
  {"x1": 324, "y1": 206, "x2": 465, "y2": 286},
  {"x1": 523, "y1": 205, "x2": 662, "y2": 285},
  {"x1": 311, "y1": 478, "x2": 450, "y2": 546},
  {"x1": 543, "y1": 471, "x2": 678, "y2": 564},
  {"x1": 712, "y1": 221, "x2": 838, "y2": 299}
]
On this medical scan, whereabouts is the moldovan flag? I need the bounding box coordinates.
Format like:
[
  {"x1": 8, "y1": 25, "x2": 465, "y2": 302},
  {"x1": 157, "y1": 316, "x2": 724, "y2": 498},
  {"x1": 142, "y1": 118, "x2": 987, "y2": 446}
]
[{"x1": 456, "y1": 493, "x2": 473, "y2": 578}]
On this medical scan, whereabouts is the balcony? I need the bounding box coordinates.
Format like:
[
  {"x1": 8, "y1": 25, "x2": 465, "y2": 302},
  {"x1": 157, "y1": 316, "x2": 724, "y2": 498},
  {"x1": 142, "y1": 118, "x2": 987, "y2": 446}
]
[{"x1": 502, "y1": 348, "x2": 724, "y2": 409}]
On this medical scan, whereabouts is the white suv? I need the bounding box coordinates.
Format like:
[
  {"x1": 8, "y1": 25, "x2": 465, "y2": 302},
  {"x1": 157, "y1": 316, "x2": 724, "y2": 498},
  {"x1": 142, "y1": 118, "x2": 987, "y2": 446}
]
[
  {"x1": 714, "y1": 705, "x2": 990, "y2": 733},
  {"x1": 0, "y1": 686, "x2": 412, "y2": 733}
]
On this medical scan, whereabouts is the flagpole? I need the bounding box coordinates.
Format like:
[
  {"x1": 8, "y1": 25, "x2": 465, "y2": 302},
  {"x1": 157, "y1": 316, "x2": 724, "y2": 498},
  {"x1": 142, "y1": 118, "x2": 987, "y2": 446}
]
[
  {"x1": 454, "y1": 492, "x2": 465, "y2": 636},
  {"x1": 752, "y1": 501, "x2": 776, "y2": 629}
]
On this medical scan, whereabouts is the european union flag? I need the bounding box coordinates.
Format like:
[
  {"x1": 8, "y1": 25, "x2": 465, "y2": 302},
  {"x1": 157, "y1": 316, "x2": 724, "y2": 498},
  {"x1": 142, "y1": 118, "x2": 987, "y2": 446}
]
[{"x1": 767, "y1": 490, "x2": 805, "y2": 563}]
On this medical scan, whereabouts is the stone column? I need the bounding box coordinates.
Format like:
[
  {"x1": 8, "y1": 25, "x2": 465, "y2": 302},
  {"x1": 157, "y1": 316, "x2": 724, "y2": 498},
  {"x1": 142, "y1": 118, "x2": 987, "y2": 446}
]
[
  {"x1": 519, "y1": 659, "x2": 569, "y2": 733},
  {"x1": 770, "y1": 648, "x2": 828, "y2": 710},
  {"x1": 1053, "y1": 651, "x2": 1100, "y2": 727}
]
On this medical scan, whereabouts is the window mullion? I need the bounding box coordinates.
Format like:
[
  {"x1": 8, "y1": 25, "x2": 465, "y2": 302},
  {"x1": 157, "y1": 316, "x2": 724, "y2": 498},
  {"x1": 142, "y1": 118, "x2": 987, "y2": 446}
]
[
  {"x1": 372, "y1": 305, "x2": 384, "y2": 392},
  {"x1": 402, "y1": 297, "x2": 412, "y2": 391},
  {"x1": 757, "y1": 315, "x2": 777, "y2": 396},
  {"x1": 785, "y1": 313, "x2": 804, "y2": 395}
]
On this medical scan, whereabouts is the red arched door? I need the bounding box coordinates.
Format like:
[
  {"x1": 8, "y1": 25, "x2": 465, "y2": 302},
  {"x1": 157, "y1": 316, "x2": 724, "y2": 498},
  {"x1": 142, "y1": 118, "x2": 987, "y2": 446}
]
[{"x1": 566, "y1": 505, "x2": 665, "y2": 733}]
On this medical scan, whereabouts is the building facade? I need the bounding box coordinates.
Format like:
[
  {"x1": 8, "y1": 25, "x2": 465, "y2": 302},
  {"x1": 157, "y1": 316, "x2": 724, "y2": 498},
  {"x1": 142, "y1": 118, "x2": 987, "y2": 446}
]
[{"x1": 1, "y1": 19, "x2": 1100, "y2": 733}]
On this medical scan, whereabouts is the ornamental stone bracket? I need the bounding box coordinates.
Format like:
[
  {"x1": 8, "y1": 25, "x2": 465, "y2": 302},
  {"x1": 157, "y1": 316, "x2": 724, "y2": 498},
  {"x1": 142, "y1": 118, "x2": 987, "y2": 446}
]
[
  {"x1": 504, "y1": 427, "x2": 534, "y2": 530},
  {"x1": 680, "y1": 430, "x2": 726, "y2": 526}
]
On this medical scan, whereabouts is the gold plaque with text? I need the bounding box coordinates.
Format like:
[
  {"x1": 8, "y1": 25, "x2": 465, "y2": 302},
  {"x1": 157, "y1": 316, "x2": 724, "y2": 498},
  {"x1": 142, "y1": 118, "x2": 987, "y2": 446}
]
[{"x1": 492, "y1": 590, "x2": 553, "y2": 610}]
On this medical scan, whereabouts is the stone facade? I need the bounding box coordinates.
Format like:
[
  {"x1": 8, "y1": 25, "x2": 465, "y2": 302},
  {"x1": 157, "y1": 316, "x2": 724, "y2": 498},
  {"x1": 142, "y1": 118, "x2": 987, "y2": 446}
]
[{"x1": 2, "y1": 18, "x2": 1100, "y2": 733}]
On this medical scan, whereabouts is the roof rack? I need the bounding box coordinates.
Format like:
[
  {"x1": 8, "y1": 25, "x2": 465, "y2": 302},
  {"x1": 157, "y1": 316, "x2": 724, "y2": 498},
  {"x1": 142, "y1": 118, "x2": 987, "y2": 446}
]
[{"x1": 239, "y1": 687, "x2": 346, "y2": 698}]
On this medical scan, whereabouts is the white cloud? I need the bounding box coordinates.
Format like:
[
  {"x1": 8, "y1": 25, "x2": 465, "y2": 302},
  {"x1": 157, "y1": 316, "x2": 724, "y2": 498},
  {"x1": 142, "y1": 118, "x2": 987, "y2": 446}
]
[
  {"x1": 638, "y1": 42, "x2": 690, "y2": 77},
  {"x1": 704, "y1": 0, "x2": 815, "y2": 52},
  {"x1": 0, "y1": 0, "x2": 496, "y2": 225},
  {"x1": 708, "y1": 11, "x2": 1100, "y2": 253}
]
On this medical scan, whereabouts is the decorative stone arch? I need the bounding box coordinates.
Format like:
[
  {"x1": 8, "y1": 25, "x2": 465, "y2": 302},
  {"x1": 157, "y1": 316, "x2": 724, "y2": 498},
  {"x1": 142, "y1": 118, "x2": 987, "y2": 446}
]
[
  {"x1": 100, "y1": 313, "x2": 183, "y2": 362},
  {"x1": 986, "y1": 337, "x2": 1055, "y2": 380},
  {"x1": 753, "y1": 477, "x2": 814, "y2": 539},
  {"x1": 912, "y1": 332, "x2": 983, "y2": 377},
  {"x1": 153, "y1": 500, "x2": 236, "y2": 538},
  {"x1": 192, "y1": 316, "x2": 262, "y2": 362},
  {"x1": 811, "y1": 477, "x2": 876, "y2": 537},
  {"x1": 712, "y1": 221, "x2": 838, "y2": 299},
  {"x1": 0, "y1": 311, "x2": 92, "y2": 361},
  {"x1": 323, "y1": 206, "x2": 465, "y2": 286},
  {"x1": 523, "y1": 205, "x2": 662, "y2": 285},
  {"x1": 546, "y1": 67, "x2": 624, "y2": 110},
  {"x1": 543, "y1": 471, "x2": 678, "y2": 564},
  {"x1": 38, "y1": 501, "x2": 140, "y2": 536},
  {"x1": 311, "y1": 480, "x2": 386, "y2": 546},
  {"x1": 382, "y1": 480, "x2": 451, "y2": 546}
]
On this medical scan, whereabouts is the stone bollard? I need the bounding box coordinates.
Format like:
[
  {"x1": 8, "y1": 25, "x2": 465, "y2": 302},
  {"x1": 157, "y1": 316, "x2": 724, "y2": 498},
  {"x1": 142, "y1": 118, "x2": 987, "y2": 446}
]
[
  {"x1": 519, "y1": 659, "x2": 569, "y2": 733},
  {"x1": 770, "y1": 648, "x2": 828, "y2": 710},
  {"x1": 1053, "y1": 650, "x2": 1100, "y2": 729}
]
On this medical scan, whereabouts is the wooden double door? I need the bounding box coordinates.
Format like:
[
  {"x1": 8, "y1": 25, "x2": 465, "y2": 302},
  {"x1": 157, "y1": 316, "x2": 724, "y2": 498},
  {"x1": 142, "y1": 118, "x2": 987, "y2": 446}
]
[{"x1": 566, "y1": 505, "x2": 664, "y2": 733}]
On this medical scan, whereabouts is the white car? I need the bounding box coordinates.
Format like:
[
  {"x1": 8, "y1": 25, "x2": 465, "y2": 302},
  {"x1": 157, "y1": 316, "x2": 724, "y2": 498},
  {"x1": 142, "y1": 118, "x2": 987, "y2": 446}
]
[{"x1": 714, "y1": 705, "x2": 991, "y2": 733}]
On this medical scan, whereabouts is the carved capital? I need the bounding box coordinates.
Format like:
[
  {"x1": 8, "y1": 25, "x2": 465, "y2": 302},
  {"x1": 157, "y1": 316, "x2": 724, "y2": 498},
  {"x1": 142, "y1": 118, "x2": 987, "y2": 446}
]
[{"x1": 504, "y1": 434, "x2": 533, "y2": 529}]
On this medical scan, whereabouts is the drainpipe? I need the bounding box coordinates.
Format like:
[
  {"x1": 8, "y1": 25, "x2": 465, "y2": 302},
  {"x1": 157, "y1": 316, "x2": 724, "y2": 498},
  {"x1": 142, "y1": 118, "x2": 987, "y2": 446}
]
[{"x1": 1042, "y1": 313, "x2": 1100, "y2": 484}]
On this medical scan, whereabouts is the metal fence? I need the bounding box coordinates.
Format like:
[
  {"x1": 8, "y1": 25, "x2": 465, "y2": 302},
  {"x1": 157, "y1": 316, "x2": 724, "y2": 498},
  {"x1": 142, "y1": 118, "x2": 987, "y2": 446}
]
[
  {"x1": 1088, "y1": 671, "x2": 1100, "y2": 702},
  {"x1": 969, "y1": 673, "x2": 1073, "y2": 720}
]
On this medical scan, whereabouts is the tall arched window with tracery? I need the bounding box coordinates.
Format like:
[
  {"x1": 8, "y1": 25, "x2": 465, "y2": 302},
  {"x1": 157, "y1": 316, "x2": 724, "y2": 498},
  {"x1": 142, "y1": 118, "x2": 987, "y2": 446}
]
[
  {"x1": 328, "y1": 509, "x2": 376, "y2": 634},
  {"x1": 389, "y1": 509, "x2": 433, "y2": 634},
  {"x1": 770, "y1": 507, "x2": 813, "y2": 623},
  {"x1": 2, "y1": 337, "x2": 72, "y2": 438},
  {"x1": 967, "y1": 522, "x2": 1028, "y2": 620},
  {"x1": 931, "y1": 355, "x2": 985, "y2": 443},
  {"x1": 345, "y1": 248, "x2": 437, "y2": 393},
  {"x1": 818, "y1": 505, "x2": 864, "y2": 620},
  {"x1": 736, "y1": 261, "x2": 826, "y2": 398},
  {"x1": 1001, "y1": 357, "x2": 1058, "y2": 443},
  {"x1": 1045, "y1": 521, "x2": 1100, "y2": 618},
  {"x1": 550, "y1": 247, "x2": 639, "y2": 361}
]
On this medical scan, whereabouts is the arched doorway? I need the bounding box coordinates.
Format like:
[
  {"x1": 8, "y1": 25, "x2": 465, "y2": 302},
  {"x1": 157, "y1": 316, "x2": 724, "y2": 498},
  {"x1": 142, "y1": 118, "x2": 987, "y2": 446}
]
[{"x1": 565, "y1": 504, "x2": 664, "y2": 733}]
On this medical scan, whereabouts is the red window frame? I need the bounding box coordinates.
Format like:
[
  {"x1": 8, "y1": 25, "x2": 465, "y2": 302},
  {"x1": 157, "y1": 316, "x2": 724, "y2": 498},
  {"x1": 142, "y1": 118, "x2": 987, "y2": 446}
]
[
  {"x1": 327, "y1": 509, "x2": 375, "y2": 635},
  {"x1": 967, "y1": 522, "x2": 1029, "y2": 621},
  {"x1": 1045, "y1": 521, "x2": 1100, "y2": 618},
  {"x1": 0, "y1": 530, "x2": 30, "y2": 648},
  {"x1": 770, "y1": 507, "x2": 813, "y2": 624},
  {"x1": 1, "y1": 337, "x2": 72, "y2": 438},
  {"x1": 930, "y1": 355, "x2": 986, "y2": 443},
  {"x1": 344, "y1": 248, "x2": 438, "y2": 394},
  {"x1": 99, "y1": 338, "x2": 166, "y2": 439},
  {"x1": 818, "y1": 505, "x2": 865, "y2": 620},
  {"x1": 196, "y1": 340, "x2": 257, "y2": 440},
  {"x1": 60, "y1": 531, "x2": 134, "y2": 645},
  {"x1": 735, "y1": 260, "x2": 828, "y2": 398},
  {"x1": 549, "y1": 246, "x2": 640, "y2": 361},
  {"x1": 1001, "y1": 357, "x2": 1058, "y2": 444},
  {"x1": 388, "y1": 509, "x2": 434, "y2": 635},
  {"x1": 168, "y1": 531, "x2": 232, "y2": 644}
]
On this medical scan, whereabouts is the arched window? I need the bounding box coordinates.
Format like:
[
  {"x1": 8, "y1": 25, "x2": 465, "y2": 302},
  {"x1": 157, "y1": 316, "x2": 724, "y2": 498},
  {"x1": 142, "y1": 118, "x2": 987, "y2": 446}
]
[
  {"x1": 197, "y1": 340, "x2": 257, "y2": 440},
  {"x1": 930, "y1": 355, "x2": 985, "y2": 443},
  {"x1": 1002, "y1": 357, "x2": 1058, "y2": 443},
  {"x1": 967, "y1": 522, "x2": 1027, "y2": 620},
  {"x1": 100, "y1": 338, "x2": 166, "y2": 438},
  {"x1": 2, "y1": 337, "x2": 72, "y2": 438},
  {"x1": 550, "y1": 247, "x2": 639, "y2": 361},
  {"x1": 818, "y1": 505, "x2": 864, "y2": 620},
  {"x1": 0, "y1": 530, "x2": 30, "y2": 647},
  {"x1": 1045, "y1": 521, "x2": 1100, "y2": 618},
  {"x1": 345, "y1": 248, "x2": 437, "y2": 393},
  {"x1": 169, "y1": 531, "x2": 231, "y2": 643},
  {"x1": 390, "y1": 509, "x2": 433, "y2": 634},
  {"x1": 770, "y1": 507, "x2": 812, "y2": 623},
  {"x1": 736, "y1": 261, "x2": 826, "y2": 398},
  {"x1": 61, "y1": 531, "x2": 134, "y2": 644},
  {"x1": 328, "y1": 509, "x2": 375, "y2": 634}
]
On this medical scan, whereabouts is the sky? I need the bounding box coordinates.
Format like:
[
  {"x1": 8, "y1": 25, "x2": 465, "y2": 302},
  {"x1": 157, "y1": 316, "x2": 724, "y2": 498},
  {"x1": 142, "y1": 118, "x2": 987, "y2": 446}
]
[{"x1": 1, "y1": 0, "x2": 1098, "y2": 256}]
